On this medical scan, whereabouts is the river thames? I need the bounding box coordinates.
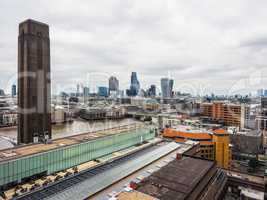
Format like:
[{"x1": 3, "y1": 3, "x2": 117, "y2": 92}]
[{"x1": 0, "y1": 118, "x2": 139, "y2": 141}]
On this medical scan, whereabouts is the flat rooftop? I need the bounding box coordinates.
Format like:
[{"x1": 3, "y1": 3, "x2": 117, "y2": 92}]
[
  {"x1": 117, "y1": 191, "x2": 156, "y2": 200},
  {"x1": 171, "y1": 125, "x2": 213, "y2": 135},
  {"x1": 0, "y1": 122, "x2": 145, "y2": 163},
  {"x1": 136, "y1": 157, "x2": 215, "y2": 200}
]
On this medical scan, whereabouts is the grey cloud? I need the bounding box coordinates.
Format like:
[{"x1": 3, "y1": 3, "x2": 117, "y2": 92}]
[
  {"x1": 1, "y1": 0, "x2": 267, "y2": 95},
  {"x1": 240, "y1": 37, "x2": 267, "y2": 48}
]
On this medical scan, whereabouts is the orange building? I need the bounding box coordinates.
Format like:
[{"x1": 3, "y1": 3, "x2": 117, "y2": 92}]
[
  {"x1": 200, "y1": 102, "x2": 249, "y2": 128},
  {"x1": 163, "y1": 126, "x2": 231, "y2": 169},
  {"x1": 212, "y1": 129, "x2": 231, "y2": 169}
]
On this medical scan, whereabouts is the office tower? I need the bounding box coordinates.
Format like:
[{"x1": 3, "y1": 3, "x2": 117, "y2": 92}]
[
  {"x1": 83, "y1": 86, "x2": 90, "y2": 103},
  {"x1": 126, "y1": 72, "x2": 140, "y2": 96},
  {"x1": 83, "y1": 87, "x2": 90, "y2": 97},
  {"x1": 147, "y1": 84, "x2": 156, "y2": 97},
  {"x1": 161, "y1": 78, "x2": 174, "y2": 98},
  {"x1": 18, "y1": 19, "x2": 51, "y2": 144},
  {"x1": 109, "y1": 76, "x2": 119, "y2": 93},
  {"x1": 151, "y1": 85, "x2": 156, "y2": 96},
  {"x1": 131, "y1": 72, "x2": 140, "y2": 92},
  {"x1": 257, "y1": 89, "x2": 263, "y2": 97},
  {"x1": 0, "y1": 89, "x2": 5, "y2": 96},
  {"x1": 98, "y1": 86, "x2": 108, "y2": 97},
  {"x1": 76, "y1": 84, "x2": 80, "y2": 97},
  {"x1": 11, "y1": 84, "x2": 16, "y2": 97},
  {"x1": 170, "y1": 79, "x2": 174, "y2": 96}
]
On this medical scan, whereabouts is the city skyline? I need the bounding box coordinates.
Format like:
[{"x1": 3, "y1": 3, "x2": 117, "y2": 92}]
[
  {"x1": 1, "y1": 1, "x2": 267, "y2": 95},
  {"x1": 0, "y1": 2, "x2": 265, "y2": 200}
]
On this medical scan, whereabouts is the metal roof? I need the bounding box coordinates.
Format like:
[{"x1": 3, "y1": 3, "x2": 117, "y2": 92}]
[{"x1": 18, "y1": 142, "x2": 180, "y2": 200}]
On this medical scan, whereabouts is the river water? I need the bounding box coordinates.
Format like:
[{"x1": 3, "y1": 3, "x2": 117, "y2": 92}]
[{"x1": 0, "y1": 118, "x2": 139, "y2": 140}]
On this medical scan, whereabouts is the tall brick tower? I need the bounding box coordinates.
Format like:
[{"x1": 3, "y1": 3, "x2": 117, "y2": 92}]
[{"x1": 18, "y1": 19, "x2": 51, "y2": 144}]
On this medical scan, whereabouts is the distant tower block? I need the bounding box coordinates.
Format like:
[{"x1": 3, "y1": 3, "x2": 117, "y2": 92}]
[{"x1": 18, "y1": 19, "x2": 51, "y2": 144}]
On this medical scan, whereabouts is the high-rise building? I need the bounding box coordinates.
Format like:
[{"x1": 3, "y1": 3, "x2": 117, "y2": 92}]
[
  {"x1": 18, "y1": 19, "x2": 51, "y2": 144},
  {"x1": 76, "y1": 84, "x2": 80, "y2": 97},
  {"x1": 257, "y1": 89, "x2": 263, "y2": 96},
  {"x1": 147, "y1": 84, "x2": 156, "y2": 97},
  {"x1": 82, "y1": 86, "x2": 90, "y2": 103},
  {"x1": 109, "y1": 76, "x2": 119, "y2": 93},
  {"x1": 11, "y1": 84, "x2": 16, "y2": 97},
  {"x1": 170, "y1": 79, "x2": 174, "y2": 96},
  {"x1": 98, "y1": 86, "x2": 108, "y2": 97},
  {"x1": 131, "y1": 72, "x2": 140, "y2": 92},
  {"x1": 126, "y1": 72, "x2": 140, "y2": 96},
  {"x1": 161, "y1": 78, "x2": 174, "y2": 98},
  {"x1": 0, "y1": 89, "x2": 5, "y2": 96},
  {"x1": 83, "y1": 86, "x2": 90, "y2": 97}
]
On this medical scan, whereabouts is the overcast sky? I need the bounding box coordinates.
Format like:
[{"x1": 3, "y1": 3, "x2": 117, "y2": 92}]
[{"x1": 1, "y1": 0, "x2": 267, "y2": 95}]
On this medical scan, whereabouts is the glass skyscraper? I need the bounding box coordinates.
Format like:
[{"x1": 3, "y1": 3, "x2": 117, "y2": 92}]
[
  {"x1": 126, "y1": 72, "x2": 140, "y2": 96},
  {"x1": 161, "y1": 78, "x2": 174, "y2": 98},
  {"x1": 109, "y1": 76, "x2": 119, "y2": 92},
  {"x1": 11, "y1": 84, "x2": 16, "y2": 97}
]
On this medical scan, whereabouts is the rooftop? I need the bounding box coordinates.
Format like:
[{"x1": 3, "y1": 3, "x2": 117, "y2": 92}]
[
  {"x1": 213, "y1": 129, "x2": 228, "y2": 135},
  {"x1": 117, "y1": 191, "x2": 157, "y2": 200},
  {"x1": 235, "y1": 130, "x2": 262, "y2": 137},
  {"x1": 19, "y1": 19, "x2": 49, "y2": 27},
  {"x1": 201, "y1": 101, "x2": 247, "y2": 107},
  {"x1": 171, "y1": 125, "x2": 213, "y2": 135},
  {"x1": 136, "y1": 157, "x2": 216, "y2": 200},
  {"x1": 0, "y1": 123, "x2": 145, "y2": 163}
]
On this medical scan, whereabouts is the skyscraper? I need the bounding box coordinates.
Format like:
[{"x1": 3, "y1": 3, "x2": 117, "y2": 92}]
[
  {"x1": 109, "y1": 76, "x2": 119, "y2": 93},
  {"x1": 131, "y1": 72, "x2": 140, "y2": 91},
  {"x1": 0, "y1": 89, "x2": 5, "y2": 96},
  {"x1": 98, "y1": 86, "x2": 109, "y2": 97},
  {"x1": 11, "y1": 84, "x2": 16, "y2": 97},
  {"x1": 147, "y1": 85, "x2": 156, "y2": 97},
  {"x1": 18, "y1": 19, "x2": 51, "y2": 144},
  {"x1": 170, "y1": 79, "x2": 174, "y2": 96},
  {"x1": 83, "y1": 86, "x2": 90, "y2": 97},
  {"x1": 76, "y1": 84, "x2": 80, "y2": 97},
  {"x1": 83, "y1": 86, "x2": 90, "y2": 103},
  {"x1": 257, "y1": 89, "x2": 263, "y2": 97},
  {"x1": 126, "y1": 72, "x2": 140, "y2": 96},
  {"x1": 161, "y1": 78, "x2": 174, "y2": 98}
]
